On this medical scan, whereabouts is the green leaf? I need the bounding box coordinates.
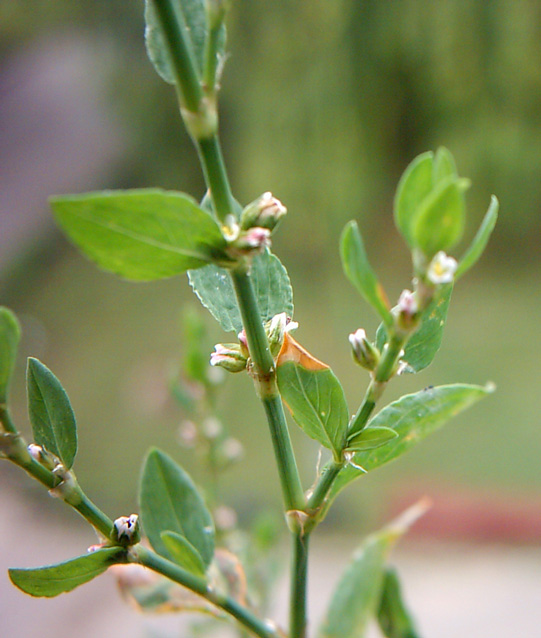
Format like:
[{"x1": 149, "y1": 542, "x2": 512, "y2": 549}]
[
  {"x1": 27, "y1": 358, "x2": 77, "y2": 469},
  {"x1": 433, "y1": 146, "x2": 457, "y2": 184},
  {"x1": 328, "y1": 383, "x2": 493, "y2": 503},
  {"x1": 394, "y1": 152, "x2": 434, "y2": 247},
  {"x1": 0, "y1": 307, "x2": 21, "y2": 404},
  {"x1": 9, "y1": 547, "x2": 124, "y2": 597},
  {"x1": 456, "y1": 195, "x2": 499, "y2": 279},
  {"x1": 340, "y1": 221, "x2": 393, "y2": 328},
  {"x1": 145, "y1": 0, "x2": 214, "y2": 84},
  {"x1": 277, "y1": 360, "x2": 348, "y2": 459},
  {"x1": 376, "y1": 284, "x2": 453, "y2": 374},
  {"x1": 346, "y1": 426, "x2": 398, "y2": 452},
  {"x1": 411, "y1": 176, "x2": 469, "y2": 257},
  {"x1": 377, "y1": 567, "x2": 421, "y2": 638},
  {"x1": 319, "y1": 502, "x2": 425, "y2": 638},
  {"x1": 51, "y1": 189, "x2": 230, "y2": 281},
  {"x1": 188, "y1": 249, "x2": 294, "y2": 333},
  {"x1": 140, "y1": 448, "x2": 214, "y2": 568},
  {"x1": 160, "y1": 531, "x2": 206, "y2": 577}
]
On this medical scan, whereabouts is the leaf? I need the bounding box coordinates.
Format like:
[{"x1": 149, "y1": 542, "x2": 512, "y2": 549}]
[
  {"x1": 346, "y1": 426, "x2": 398, "y2": 452},
  {"x1": 51, "y1": 189, "x2": 230, "y2": 281},
  {"x1": 160, "y1": 531, "x2": 206, "y2": 577},
  {"x1": 0, "y1": 307, "x2": 21, "y2": 404},
  {"x1": 433, "y1": 146, "x2": 457, "y2": 184},
  {"x1": 27, "y1": 358, "x2": 77, "y2": 469},
  {"x1": 328, "y1": 383, "x2": 493, "y2": 503},
  {"x1": 140, "y1": 448, "x2": 214, "y2": 568},
  {"x1": 9, "y1": 547, "x2": 124, "y2": 597},
  {"x1": 188, "y1": 249, "x2": 294, "y2": 333},
  {"x1": 340, "y1": 221, "x2": 392, "y2": 328},
  {"x1": 145, "y1": 0, "x2": 210, "y2": 84},
  {"x1": 377, "y1": 567, "x2": 421, "y2": 638},
  {"x1": 456, "y1": 195, "x2": 499, "y2": 279},
  {"x1": 277, "y1": 337, "x2": 348, "y2": 458},
  {"x1": 394, "y1": 151, "x2": 434, "y2": 248},
  {"x1": 319, "y1": 502, "x2": 426, "y2": 638},
  {"x1": 376, "y1": 284, "x2": 453, "y2": 374},
  {"x1": 411, "y1": 176, "x2": 469, "y2": 258}
]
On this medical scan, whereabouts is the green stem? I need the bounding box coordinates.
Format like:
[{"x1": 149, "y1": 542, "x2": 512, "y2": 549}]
[
  {"x1": 290, "y1": 532, "x2": 309, "y2": 638},
  {"x1": 231, "y1": 267, "x2": 305, "y2": 512},
  {"x1": 72, "y1": 491, "x2": 114, "y2": 539},
  {"x1": 203, "y1": 21, "x2": 224, "y2": 92},
  {"x1": 150, "y1": 0, "x2": 203, "y2": 112},
  {"x1": 197, "y1": 136, "x2": 236, "y2": 223},
  {"x1": 306, "y1": 460, "x2": 344, "y2": 514},
  {"x1": 132, "y1": 546, "x2": 279, "y2": 638},
  {"x1": 375, "y1": 333, "x2": 405, "y2": 383}
]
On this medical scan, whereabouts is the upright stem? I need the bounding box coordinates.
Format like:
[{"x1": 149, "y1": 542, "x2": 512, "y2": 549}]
[
  {"x1": 290, "y1": 532, "x2": 310, "y2": 638},
  {"x1": 197, "y1": 136, "x2": 236, "y2": 223}
]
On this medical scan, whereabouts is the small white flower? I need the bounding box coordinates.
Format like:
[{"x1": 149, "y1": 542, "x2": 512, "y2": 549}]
[
  {"x1": 427, "y1": 251, "x2": 458, "y2": 284},
  {"x1": 397, "y1": 289, "x2": 419, "y2": 315},
  {"x1": 114, "y1": 514, "x2": 140, "y2": 544}
]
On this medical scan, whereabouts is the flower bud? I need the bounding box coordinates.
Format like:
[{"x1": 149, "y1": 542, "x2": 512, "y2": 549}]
[
  {"x1": 395, "y1": 289, "x2": 420, "y2": 332},
  {"x1": 210, "y1": 343, "x2": 247, "y2": 373},
  {"x1": 202, "y1": 417, "x2": 222, "y2": 439},
  {"x1": 348, "y1": 328, "x2": 380, "y2": 370},
  {"x1": 219, "y1": 437, "x2": 244, "y2": 464},
  {"x1": 427, "y1": 251, "x2": 458, "y2": 285},
  {"x1": 229, "y1": 227, "x2": 272, "y2": 257},
  {"x1": 112, "y1": 514, "x2": 140, "y2": 547},
  {"x1": 27, "y1": 443, "x2": 58, "y2": 471},
  {"x1": 240, "y1": 192, "x2": 287, "y2": 231},
  {"x1": 177, "y1": 420, "x2": 198, "y2": 448},
  {"x1": 213, "y1": 505, "x2": 237, "y2": 531}
]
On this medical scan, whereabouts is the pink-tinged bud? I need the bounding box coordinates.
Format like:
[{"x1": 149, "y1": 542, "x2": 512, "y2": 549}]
[
  {"x1": 237, "y1": 330, "x2": 249, "y2": 357},
  {"x1": 240, "y1": 192, "x2": 287, "y2": 231},
  {"x1": 213, "y1": 505, "x2": 237, "y2": 531},
  {"x1": 348, "y1": 328, "x2": 380, "y2": 370},
  {"x1": 220, "y1": 437, "x2": 244, "y2": 463},
  {"x1": 177, "y1": 420, "x2": 198, "y2": 447},
  {"x1": 427, "y1": 251, "x2": 458, "y2": 285},
  {"x1": 210, "y1": 343, "x2": 247, "y2": 373},
  {"x1": 112, "y1": 514, "x2": 140, "y2": 546},
  {"x1": 27, "y1": 444, "x2": 58, "y2": 470},
  {"x1": 395, "y1": 289, "x2": 420, "y2": 332},
  {"x1": 227, "y1": 227, "x2": 272, "y2": 258}
]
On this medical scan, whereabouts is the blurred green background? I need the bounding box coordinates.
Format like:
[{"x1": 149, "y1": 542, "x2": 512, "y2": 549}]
[{"x1": 1, "y1": 0, "x2": 540, "y2": 539}]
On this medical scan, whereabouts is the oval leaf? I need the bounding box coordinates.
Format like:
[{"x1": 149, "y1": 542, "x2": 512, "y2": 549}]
[
  {"x1": 340, "y1": 221, "x2": 392, "y2": 328},
  {"x1": 456, "y1": 195, "x2": 499, "y2": 279},
  {"x1": 433, "y1": 146, "x2": 457, "y2": 184},
  {"x1": 411, "y1": 177, "x2": 468, "y2": 257},
  {"x1": 27, "y1": 358, "x2": 77, "y2": 469},
  {"x1": 145, "y1": 0, "x2": 207, "y2": 84},
  {"x1": 188, "y1": 249, "x2": 293, "y2": 333},
  {"x1": 376, "y1": 284, "x2": 453, "y2": 374},
  {"x1": 394, "y1": 151, "x2": 434, "y2": 247},
  {"x1": 277, "y1": 341, "x2": 348, "y2": 459},
  {"x1": 346, "y1": 426, "x2": 398, "y2": 452},
  {"x1": 377, "y1": 567, "x2": 421, "y2": 638},
  {"x1": 51, "y1": 189, "x2": 230, "y2": 281},
  {"x1": 0, "y1": 307, "x2": 21, "y2": 404},
  {"x1": 160, "y1": 531, "x2": 206, "y2": 577},
  {"x1": 9, "y1": 547, "x2": 124, "y2": 598},
  {"x1": 140, "y1": 448, "x2": 214, "y2": 568},
  {"x1": 328, "y1": 383, "x2": 493, "y2": 504}
]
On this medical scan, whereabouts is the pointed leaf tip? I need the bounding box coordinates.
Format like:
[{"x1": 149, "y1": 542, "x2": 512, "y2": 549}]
[{"x1": 26, "y1": 358, "x2": 77, "y2": 469}]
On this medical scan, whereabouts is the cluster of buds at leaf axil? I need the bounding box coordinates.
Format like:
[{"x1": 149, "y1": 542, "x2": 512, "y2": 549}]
[
  {"x1": 112, "y1": 514, "x2": 140, "y2": 547},
  {"x1": 348, "y1": 328, "x2": 380, "y2": 371},
  {"x1": 395, "y1": 289, "x2": 421, "y2": 333},
  {"x1": 265, "y1": 312, "x2": 298, "y2": 358},
  {"x1": 223, "y1": 192, "x2": 286, "y2": 260},
  {"x1": 210, "y1": 343, "x2": 248, "y2": 373},
  {"x1": 240, "y1": 192, "x2": 287, "y2": 232}
]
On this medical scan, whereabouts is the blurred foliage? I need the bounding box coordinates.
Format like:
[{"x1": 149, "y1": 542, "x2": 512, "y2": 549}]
[{"x1": 1, "y1": 0, "x2": 540, "y2": 529}]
